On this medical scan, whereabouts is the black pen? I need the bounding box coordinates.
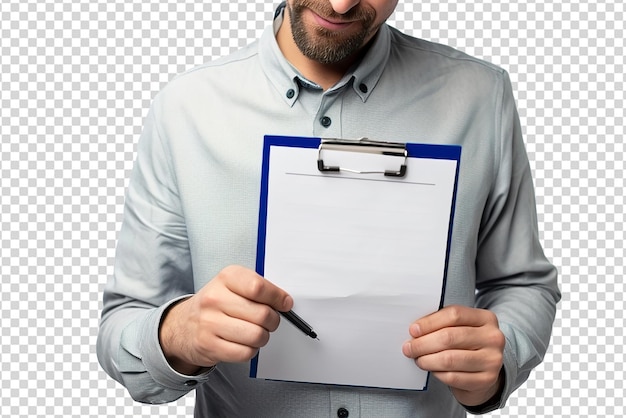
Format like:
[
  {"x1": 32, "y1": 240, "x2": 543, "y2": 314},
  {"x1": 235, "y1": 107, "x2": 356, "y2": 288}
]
[{"x1": 279, "y1": 310, "x2": 319, "y2": 340}]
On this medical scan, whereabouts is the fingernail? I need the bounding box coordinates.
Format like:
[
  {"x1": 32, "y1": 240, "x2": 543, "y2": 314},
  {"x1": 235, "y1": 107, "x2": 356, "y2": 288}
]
[
  {"x1": 402, "y1": 341, "x2": 412, "y2": 358},
  {"x1": 410, "y1": 323, "x2": 421, "y2": 337},
  {"x1": 284, "y1": 295, "x2": 294, "y2": 310}
]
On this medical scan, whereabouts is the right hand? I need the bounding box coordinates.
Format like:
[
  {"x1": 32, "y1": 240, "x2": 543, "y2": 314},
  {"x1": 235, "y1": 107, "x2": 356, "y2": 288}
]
[{"x1": 159, "y1": 265, "x2": 293, "y2": 375}]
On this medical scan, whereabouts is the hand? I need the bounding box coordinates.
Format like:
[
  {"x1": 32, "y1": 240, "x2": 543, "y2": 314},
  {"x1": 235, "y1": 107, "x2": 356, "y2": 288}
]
[
  {"x1": 402, "y1": 305, "x2": 505, "y2": 406},
  {"x1": 159, "y1": 265, "x2": 293, "y2": 375}
]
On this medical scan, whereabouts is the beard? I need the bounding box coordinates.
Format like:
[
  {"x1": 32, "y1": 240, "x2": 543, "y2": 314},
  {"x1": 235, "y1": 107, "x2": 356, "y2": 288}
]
[{"x1": 287, "y1": 0, "x2": 379, "y2": 64}]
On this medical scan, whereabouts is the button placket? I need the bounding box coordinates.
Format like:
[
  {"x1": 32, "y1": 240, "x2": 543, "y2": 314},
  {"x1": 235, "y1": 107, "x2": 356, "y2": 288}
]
[
  {"x1": 330, "y1": 389, "x2": 359, "y2": 418},
  {"x1": 312, "y1": 93, "x2": 342, "y2": 137}
]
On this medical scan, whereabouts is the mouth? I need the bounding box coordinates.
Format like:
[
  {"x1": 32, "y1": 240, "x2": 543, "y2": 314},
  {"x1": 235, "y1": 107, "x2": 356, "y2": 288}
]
[{"x1": 308, "y1": 9, "x2": 357, "y2": 31}]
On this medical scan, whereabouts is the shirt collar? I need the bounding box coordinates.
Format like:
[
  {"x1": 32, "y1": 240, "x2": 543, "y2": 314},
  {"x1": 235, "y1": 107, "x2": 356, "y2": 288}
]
[{"x1": 259, "y1": 4, "x2": 391, "y2": 106}]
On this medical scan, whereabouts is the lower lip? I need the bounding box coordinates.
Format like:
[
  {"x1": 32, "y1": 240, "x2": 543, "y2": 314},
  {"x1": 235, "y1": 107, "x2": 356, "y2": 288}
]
[{"x1": 310, "y1": 10, "x2": 354, "y2": 30}]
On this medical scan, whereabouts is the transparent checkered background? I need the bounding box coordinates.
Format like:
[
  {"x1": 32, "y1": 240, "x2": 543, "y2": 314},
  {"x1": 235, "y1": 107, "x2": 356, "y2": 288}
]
[{"x1": 1, "y1": 0, "x2": 624, "y2": 416}]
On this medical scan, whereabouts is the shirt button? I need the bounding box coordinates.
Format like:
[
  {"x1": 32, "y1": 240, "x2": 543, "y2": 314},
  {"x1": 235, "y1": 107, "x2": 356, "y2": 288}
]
[
  {"x1": 184, "y1": 380, "x2": 198, "y2": 387},
  {"x1": 359, "y1": 83, "x2": 368, "y2": 93},
  {"x1": 337, "y1": 407, "x2": 349, "y2": 418},
  {"x1": 320, "y1": 116, "x2": 332, "y2": 127},
  {"x1": 286, "y1": 88, "x2": 295, "y2": 99}
]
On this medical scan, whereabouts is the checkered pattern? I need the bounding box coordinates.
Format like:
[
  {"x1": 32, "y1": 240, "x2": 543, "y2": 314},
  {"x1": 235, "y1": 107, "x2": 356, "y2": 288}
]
[{"x1": 1, "y1": 0, "x2": 624, "y2": 416}]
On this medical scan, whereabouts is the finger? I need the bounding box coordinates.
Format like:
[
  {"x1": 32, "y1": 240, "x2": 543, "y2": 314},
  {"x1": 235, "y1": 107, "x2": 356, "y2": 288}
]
[
  {"x1": 414, "y1": 349, "x2": 501, "y2": 374},
  {"x1": 410, "y1": 305, "x2": 496, "y2": 338},
  {"x1": 213, "y1": 313, "x2": 273, "y2": 349},
  {"x1": 220, "y1": 294, "x2": 282, "y2": 332},
  {"x1": 431, "y1": 370, "x2": 499, "y2": 393},
  {"x1": 201, "y1": 332, "x2": 263, "y2": 364},
  {"x1": 197, "y1": 278, "x2": 284, "y2": 332},
  {"x1": 403, "y1": 326, "x2": 491, "y2": 358},
  {"x1": 193, "y1": 313, "x2": 273, "y2": 364},
  {"x1": 219, "y1": 265, "x2": 293, "y2": 312}
]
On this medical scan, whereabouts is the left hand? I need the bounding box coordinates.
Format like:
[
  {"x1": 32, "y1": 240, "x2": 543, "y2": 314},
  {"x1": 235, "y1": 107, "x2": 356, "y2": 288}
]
[{"x1": 402, "y1": 305, "x2": 506, "y2": 406}]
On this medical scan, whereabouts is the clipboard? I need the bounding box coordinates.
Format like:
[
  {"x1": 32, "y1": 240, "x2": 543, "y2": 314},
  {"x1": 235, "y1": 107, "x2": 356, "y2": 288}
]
[{"x1": 251, "y1": 135, "x2": 461, "y2": 391}]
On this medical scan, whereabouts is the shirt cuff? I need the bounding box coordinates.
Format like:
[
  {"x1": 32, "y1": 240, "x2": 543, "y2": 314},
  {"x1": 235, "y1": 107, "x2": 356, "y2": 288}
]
[{"x1": 139, "y1": 295, "x2": 215, "y2": 390}]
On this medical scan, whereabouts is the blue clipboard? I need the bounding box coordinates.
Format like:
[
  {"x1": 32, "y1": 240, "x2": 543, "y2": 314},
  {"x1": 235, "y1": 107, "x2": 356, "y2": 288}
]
[{"x1": 251, "y1": 135, "x2": 461, "y2": 390}]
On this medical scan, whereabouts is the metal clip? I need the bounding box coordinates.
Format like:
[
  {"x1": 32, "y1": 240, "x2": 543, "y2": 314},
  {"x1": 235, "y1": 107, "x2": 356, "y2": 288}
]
[{"x1": 317, "y1": 138, "x2": 408, "y2": 177}]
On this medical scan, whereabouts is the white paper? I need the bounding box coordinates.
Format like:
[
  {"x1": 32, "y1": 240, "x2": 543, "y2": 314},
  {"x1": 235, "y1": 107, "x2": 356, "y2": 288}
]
[{"x1": 255, "y1": 144, "x2": 458, "y2": 390}]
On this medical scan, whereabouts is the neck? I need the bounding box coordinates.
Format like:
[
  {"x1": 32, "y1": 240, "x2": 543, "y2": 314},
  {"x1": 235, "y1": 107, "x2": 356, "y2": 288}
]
[{"x1": 276, "y1": 7, "x2": 362, "y2": 90}]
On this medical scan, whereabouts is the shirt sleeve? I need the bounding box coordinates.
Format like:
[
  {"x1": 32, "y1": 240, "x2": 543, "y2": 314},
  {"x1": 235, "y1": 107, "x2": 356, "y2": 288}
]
[
  {"x1": 96, "y1": 101, "x2": 213, "y2": 404},
  {"x1": 469, "y1": 71, "x2": 561, "y2": 413}
]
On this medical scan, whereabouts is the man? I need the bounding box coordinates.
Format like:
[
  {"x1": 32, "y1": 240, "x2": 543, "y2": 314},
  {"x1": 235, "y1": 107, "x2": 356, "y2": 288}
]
[{"x1": 97, "y1": 0, "x2": 560, "y2": 416}]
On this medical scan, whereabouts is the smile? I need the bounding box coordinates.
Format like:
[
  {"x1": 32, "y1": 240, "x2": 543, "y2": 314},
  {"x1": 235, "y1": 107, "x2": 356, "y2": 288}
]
[{"x1": 308, "y1": 9, "x2": 357, "y2": 31}]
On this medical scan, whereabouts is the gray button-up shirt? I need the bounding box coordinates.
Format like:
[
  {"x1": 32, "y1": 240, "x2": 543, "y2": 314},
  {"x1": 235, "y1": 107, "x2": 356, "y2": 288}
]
[{"x1": 97, "y1": 8, "x2": 560, "y2": 418}]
